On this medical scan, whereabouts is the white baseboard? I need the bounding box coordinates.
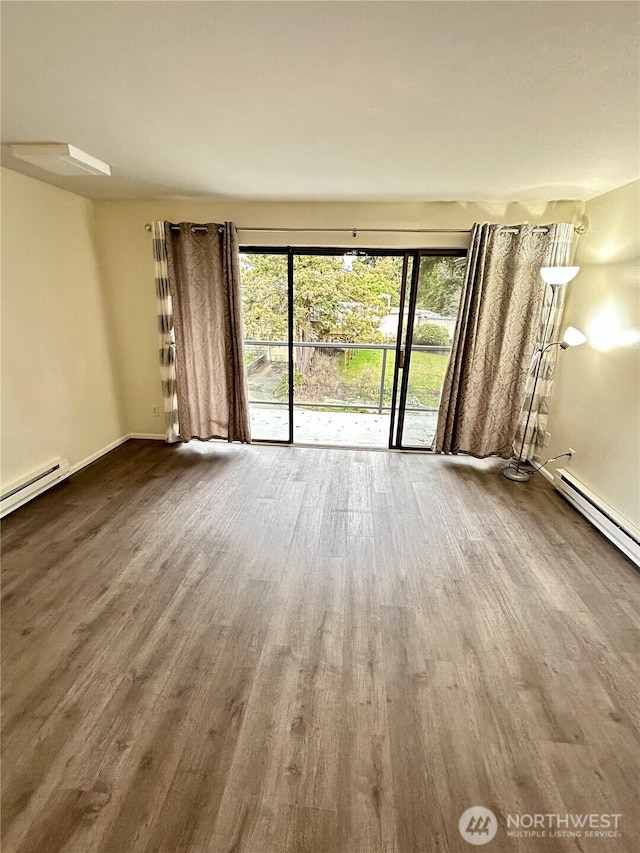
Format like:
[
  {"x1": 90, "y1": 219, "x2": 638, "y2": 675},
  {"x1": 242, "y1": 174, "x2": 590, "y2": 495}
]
[
  {"x1": 128, "y1": 433, "x2": 166, "y2": 440},
  {"x1": 554, "y1": 469, "x2": 640, "y2": 567},
  {"x1": 52, "y1": 431, "x2": 166, "y2": 480},
  {"x1": 1, "y1": 458, "x2": 70, "y2": 518},
  {"x1": 537, "y1": 466, "x2": 555, "y2": 485},
  {"x1": 69, "y1": 433, "x2": 166, "y2": 477},
  {"x1": 2, "y1": 435, "x2": 129, "y2": 518},
  {"x1": 18, "y1": 433, "x2": 165, "y2": 482},
  {"x1": 70, "y1": 433, "x2": 167, "y2": 476},
  {"x1": 69, "y1": 435, "x2": 131, "y2": 475},
  {"x1": 1, "y1": 433, "x2": 169, "y2": 517}
]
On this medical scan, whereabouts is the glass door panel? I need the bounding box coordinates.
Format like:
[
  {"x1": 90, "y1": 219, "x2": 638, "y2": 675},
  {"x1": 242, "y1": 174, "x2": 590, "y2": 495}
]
[
  {"x1": 388, "y1": 253, "x2": 414, "y2": 447},
  {"x1": 396, "y1": 254, "x2": 465, "y2": 448},
  {"x1": 240, "y1": 247, "x2": 464, "y2": 449},
  {"x1": 390, "y1": 252, "x2": 464, "y2": 450},
  {"x1": 240, "y1": 251, "x2": 291, "y2": 441},
  {"x1": 292, "y1": 252, "x2": 404, "y2": 447}
]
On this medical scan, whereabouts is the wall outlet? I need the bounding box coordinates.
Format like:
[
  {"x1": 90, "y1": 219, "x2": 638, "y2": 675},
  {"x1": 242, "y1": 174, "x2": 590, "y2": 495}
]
[
  {"x1": 152, "y1": 405, "x2": 160, "y2": 417},
  {"x1": 567, "y1": 448, "x2": 575, "y2": 463}
]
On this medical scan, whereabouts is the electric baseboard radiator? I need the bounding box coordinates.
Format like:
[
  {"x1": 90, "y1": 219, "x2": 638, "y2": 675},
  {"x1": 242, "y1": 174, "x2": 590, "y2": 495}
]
[
  {"x1": 555, "y1": 469, "x2": 640, "y2": 568},
  {"x1": 0, "y1": 458, "x2": 70, "y2": 519}
]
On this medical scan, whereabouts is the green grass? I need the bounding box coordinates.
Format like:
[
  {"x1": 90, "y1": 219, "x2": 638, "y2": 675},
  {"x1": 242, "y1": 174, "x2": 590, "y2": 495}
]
[
  {"x1": 245, "y1": 351, "x2": 265, "y2": 368},
  {"x1": 339, "y1": 349, "x2": 448, "y2": 407}
]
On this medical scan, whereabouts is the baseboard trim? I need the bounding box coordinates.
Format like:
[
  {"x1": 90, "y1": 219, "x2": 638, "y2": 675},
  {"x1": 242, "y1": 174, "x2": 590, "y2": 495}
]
[
  {"x1": 71, "y1": 433, "x2": 168, "y2": 474},
  {"x1": 69, "y1": 433, "x2": 166, "y2": 477},
  {"x1": 2, "y1": 435, "x2": 131, "y2": 517},
  {"x1": 128, "y1": 433, "x2": 166, "y2": 440},
  {"x1": 1, "y1": 458, "x2": 70, "y2": 518},
  {"x1": 554, "y1": 469, "x2": 640, "y2": 568},
  {"x1": 537, "y1": 466, "x2": 555, "y2": 485},
  {"x1": 69, "y1": 435, "x2": 131, "y2": 475},
  {"x1": 13, "y1": 433, "x2": 166, "y2": 485}
]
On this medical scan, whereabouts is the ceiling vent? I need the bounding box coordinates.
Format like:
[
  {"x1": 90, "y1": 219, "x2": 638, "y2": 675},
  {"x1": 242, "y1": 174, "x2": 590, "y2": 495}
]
[{"x1": 10, "y1": 143, "x2": 111, "y2": 176}]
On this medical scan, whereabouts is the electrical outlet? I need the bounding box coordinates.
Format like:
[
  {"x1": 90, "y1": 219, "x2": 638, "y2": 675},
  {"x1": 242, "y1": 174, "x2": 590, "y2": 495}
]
[
  {"x1": 567, "y1": 447, "x2": 575, "y2": 463},
  {"x1": 152, "y1": 405, "x2": 160, "y2": 417}
]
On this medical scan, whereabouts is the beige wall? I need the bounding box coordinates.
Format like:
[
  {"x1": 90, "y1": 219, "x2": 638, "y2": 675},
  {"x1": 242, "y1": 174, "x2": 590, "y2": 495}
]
[
  {"x1": 1, "y1": 168, "x2": 124, "y2": 489},
  {"x1": 93, "y1": 197, "x2": 584, "y2": 435},
  {"x1": 3, "y1": 168, "x2": 633, "y2": 521},
  {"x1": 545, "y1": 180, "x2": 640, "y2": 528}
]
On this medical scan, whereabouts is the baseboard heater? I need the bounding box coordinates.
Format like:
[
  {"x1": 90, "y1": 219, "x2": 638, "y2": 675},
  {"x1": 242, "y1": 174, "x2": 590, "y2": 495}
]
[
  {"x1": 555, "y1": 469, "x2": 640, "y2": 568},
  {"x1": 0, "y1": 458, "x2": 70, "y2": 519}
]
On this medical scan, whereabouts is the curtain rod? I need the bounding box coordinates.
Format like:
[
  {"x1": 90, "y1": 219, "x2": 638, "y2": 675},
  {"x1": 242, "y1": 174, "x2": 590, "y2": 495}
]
[
  {"x1": 144, "y1": 223, "x2": 587, "y2": 235},
  {"x1": 144, "y1": 224, "x2": 471, "y2": 235}
]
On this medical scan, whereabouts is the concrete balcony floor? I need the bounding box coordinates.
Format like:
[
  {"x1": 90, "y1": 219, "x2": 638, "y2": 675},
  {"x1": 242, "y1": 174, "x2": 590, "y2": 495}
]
[{"x1": 249, "y1": 404, "x2": 437, "y2": 448}]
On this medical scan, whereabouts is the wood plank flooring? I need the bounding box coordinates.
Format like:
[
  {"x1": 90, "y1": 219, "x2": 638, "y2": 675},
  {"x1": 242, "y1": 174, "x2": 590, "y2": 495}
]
[{"x1": 2, "y1": 439, "x2": 638, "y2": 853}]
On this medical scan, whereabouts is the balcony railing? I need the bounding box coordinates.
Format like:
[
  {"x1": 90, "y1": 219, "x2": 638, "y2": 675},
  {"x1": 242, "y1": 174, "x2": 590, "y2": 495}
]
[{"x1": 244, "y1": 339, "x2": 451, "y2": 415}]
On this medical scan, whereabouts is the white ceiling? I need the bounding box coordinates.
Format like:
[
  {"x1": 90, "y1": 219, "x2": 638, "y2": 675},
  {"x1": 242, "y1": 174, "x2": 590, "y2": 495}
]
[{"x1": 1, "y1": 1, "x2": 639, "y2": 202}]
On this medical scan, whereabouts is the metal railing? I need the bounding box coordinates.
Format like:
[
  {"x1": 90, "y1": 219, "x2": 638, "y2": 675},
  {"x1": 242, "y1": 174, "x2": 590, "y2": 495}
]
[{"x1": 244, "y1": 339, "x2": 451, "y2": 415}]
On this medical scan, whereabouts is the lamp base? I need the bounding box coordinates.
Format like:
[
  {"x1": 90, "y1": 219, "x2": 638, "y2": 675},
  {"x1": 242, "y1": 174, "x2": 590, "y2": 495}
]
[{"x1": 501, "y1": 465, "x2": 532, "y2": 483}]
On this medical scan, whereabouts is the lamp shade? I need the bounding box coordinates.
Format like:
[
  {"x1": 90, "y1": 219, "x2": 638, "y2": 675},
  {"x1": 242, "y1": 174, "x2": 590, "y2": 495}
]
[
  {"x1": 540, "y1": 266, "x2": 580, "y2": 286},
  {"x1": 561, "y1": 326, "x2": 587, "y2": 348}
]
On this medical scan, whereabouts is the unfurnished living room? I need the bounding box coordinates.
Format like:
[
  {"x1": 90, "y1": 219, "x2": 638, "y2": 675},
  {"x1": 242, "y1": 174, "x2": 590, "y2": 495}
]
[{"x1": 1, "y1": 2, "x2": 639, "y2": 852}]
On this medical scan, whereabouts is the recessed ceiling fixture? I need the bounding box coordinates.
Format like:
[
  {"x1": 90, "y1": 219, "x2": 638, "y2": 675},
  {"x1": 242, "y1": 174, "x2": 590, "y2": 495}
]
[{"x1": 10, "y1": 143, "x2": 111, "y2": 176}]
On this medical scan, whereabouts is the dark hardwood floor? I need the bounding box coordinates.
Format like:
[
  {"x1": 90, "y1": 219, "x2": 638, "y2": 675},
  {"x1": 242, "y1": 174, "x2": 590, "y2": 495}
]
[{"x1": 1, "y1": 439, "x2": 638, "y2": 852}]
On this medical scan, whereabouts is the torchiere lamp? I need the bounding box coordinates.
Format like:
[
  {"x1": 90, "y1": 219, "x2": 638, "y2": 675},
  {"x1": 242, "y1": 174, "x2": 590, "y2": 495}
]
[{"x1": 502, "y1": 266, "x2": 586, "y2": 483}]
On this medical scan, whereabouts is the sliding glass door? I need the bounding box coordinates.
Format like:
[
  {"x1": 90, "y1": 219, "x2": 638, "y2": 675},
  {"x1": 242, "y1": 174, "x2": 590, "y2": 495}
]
[
  {"x1": 291, "y1": 251, "x2": 405, "y2": 447},
  {"x1": 240, "y1": 247, "x2": 465, "y2": 449},
  {"x1": 390, "y1": 251, "x2": 465, "y2": 448},
  {"x1": 240, "y1": 250, "x2": 292, "y2": 442}
]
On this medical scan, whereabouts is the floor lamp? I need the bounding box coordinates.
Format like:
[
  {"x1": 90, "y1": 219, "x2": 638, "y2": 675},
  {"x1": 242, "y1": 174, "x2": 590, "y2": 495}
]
[{"x1": 502, "y1": 266, "x2": 586, "y2": 483}]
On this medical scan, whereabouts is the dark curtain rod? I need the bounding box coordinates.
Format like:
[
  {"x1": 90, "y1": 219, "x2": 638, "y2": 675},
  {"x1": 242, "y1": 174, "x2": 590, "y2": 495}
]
[
  {"x1": 145, "y1": 224, "x2": 472, "y2": 235},
  {"x1": 145, "y1": 223, "x2": 587, "y2": 235}
]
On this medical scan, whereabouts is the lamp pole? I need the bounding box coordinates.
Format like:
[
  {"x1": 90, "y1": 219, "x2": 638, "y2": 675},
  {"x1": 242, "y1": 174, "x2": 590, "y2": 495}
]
[
  {"x1": 503, "y1": 283, "x2": 559, "y2": 482},
  {"x1": 503, "y1": 338, "x2": 563, "y2": 482},
  {"x1": 501, "y1": 265, "x2": 583, "y2": 483}
]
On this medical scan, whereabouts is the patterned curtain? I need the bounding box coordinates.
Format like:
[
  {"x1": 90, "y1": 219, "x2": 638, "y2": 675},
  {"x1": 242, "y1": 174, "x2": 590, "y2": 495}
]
[
  {"x1": 151, "y1": 221, "x2": 179, "y2": 442},
  {"x1": 514, "y1": 222, "x2": 575, "y2": 461},
  {"x1": 434, "y1": 223, "x2": 565, "y2": 458},
  {"x1": 164, "y1": 222, "x2": 251, "y2": 443}
]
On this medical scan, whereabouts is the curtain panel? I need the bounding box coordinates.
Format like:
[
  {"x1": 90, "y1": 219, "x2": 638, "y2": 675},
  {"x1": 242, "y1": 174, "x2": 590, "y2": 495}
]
[
  {"x1": 164, "y1": 222, "x2": 251, "y2": 444},
  {"x1": 514, "y1": 222, "x2": 575, "y2": 461},
  {"x1": 434, "y1": 223, "x2": 566, "y2": 458},
  {"x1": 151, "y1": 221, "x2": 180, "y2": 442}
]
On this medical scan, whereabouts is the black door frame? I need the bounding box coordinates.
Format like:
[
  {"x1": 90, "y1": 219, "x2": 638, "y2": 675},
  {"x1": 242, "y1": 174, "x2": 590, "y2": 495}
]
[
  {"x1": 240, "y1": 245, "x2": 466, "y2": 449},
  {"x1": 389, "y1": 249, "x2": 464, "y2": 449}
]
